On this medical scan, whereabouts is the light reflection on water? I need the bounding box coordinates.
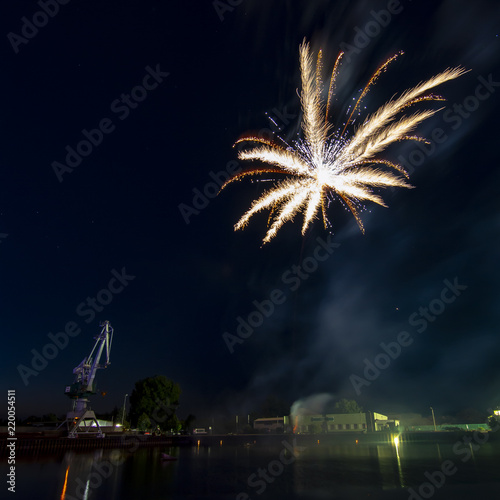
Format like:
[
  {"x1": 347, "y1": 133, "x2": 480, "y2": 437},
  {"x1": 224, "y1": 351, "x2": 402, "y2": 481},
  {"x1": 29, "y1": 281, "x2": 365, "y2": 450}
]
[{"x1": 5, "y1": 437, "x2": 500, "y2": 500}]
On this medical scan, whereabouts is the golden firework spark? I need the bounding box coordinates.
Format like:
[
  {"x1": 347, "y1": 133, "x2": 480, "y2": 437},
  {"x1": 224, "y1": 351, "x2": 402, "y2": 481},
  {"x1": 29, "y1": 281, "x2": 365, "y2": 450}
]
[{"x1": 221, "y1": 40, "x2": 466, "y2": 244}]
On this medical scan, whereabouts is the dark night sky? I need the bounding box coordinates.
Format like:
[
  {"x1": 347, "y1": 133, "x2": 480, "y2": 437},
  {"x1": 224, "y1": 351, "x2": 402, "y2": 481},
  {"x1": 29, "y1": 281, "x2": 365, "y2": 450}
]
[{"x1": 1, "y1": 0, "x2": 499, "y2": 422}]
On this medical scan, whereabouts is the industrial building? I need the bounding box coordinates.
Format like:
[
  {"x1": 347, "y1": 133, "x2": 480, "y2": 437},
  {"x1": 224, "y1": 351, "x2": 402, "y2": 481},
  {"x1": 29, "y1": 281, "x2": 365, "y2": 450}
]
[
  {"x1": 253, "y1": 417, "x2": 288, "y2": 432},
  {"x1": 293, "y1": 412, "x2": 398, "y2": 433}
]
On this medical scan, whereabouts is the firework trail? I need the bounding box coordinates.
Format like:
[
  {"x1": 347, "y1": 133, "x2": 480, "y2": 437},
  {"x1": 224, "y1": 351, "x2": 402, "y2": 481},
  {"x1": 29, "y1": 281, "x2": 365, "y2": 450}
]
[{"x1": 221, "y1": 40, "x2": 466, "y2": 244}]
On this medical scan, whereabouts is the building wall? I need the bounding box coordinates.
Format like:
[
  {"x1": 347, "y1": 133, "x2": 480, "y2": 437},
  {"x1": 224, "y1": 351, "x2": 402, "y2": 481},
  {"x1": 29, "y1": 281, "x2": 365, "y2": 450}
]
[
  {"x1": 253, "y1": 417, "x2": 287, "y2": 432},
  {"x1": 296, "y1": 413, "x2": 369, "y2": 433},
  {"x1": 294, "y1": 412, "x2": 392, "y2": 433}
]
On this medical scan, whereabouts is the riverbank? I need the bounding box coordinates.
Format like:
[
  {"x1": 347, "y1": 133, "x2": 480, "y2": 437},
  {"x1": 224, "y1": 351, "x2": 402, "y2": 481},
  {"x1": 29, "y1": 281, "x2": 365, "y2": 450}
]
[{"x1": 1, "y1": 429, "x2": 498, "y2": 457}]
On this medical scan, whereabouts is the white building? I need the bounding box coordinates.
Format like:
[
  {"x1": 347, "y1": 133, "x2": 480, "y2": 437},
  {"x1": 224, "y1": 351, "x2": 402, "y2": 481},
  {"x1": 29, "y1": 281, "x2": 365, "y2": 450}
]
[
  {"x1": 253, "y1": 416, "x2": 289, "y2": 432},
  {"x1": 294, "y1": 412, "x2": 396, "y2": 433}
]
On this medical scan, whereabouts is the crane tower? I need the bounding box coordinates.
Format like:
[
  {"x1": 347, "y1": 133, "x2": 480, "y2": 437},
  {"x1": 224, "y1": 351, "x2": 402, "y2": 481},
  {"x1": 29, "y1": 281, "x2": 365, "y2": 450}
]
[{"x1": 62, "y1": 320, "x2": 114, "y2": 438}]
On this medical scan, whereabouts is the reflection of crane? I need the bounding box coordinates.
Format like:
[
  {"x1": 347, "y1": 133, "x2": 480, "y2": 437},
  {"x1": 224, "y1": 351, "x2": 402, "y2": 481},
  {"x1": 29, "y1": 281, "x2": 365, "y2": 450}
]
[{"x1": 62, "y1": 321, "x2": 114, "y2": 438}]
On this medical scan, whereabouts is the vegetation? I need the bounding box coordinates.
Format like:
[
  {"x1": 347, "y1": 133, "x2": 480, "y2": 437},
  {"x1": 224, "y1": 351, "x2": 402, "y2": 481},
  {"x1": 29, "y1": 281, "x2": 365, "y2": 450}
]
[
  {"x1": 129, "y1": 375, "x2": 181, "y2": 432},
  {"x1": 334, "y1": 399, "x2": 363, "y2": 414},
  {"x1": 23, "y1": 413, "x2": 58, "y2": 424},
  {"x1": 137, "y1": 413, "x2": 152, "y2": 431},
  {"x1": 488, "y1": 415, "x2": 500, "y2": 430},
  {"x1": 183, "y1": 414, "x2": 196, "y2": 434}
]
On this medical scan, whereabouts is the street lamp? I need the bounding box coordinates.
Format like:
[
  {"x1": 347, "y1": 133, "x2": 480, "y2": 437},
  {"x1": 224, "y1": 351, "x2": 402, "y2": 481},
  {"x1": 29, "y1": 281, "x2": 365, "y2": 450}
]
[
  {"x1": 121, "y1": 394, "x2": 128, "y2": 427},
  {"x1": 430, "y1": 407, "x2": 437, "y2": 431}
]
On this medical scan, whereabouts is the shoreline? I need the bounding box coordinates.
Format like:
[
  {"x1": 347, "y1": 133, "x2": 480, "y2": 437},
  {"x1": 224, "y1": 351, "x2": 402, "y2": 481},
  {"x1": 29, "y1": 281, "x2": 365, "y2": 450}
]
[{"x1": 1, "y1": 429, "x2": 498, "y2": 457}]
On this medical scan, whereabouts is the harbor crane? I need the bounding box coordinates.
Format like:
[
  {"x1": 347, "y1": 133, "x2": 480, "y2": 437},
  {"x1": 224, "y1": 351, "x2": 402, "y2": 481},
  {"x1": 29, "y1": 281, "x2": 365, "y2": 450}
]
[{"x1": 62, "y1": 320, "x2": 114, "y2": 438}]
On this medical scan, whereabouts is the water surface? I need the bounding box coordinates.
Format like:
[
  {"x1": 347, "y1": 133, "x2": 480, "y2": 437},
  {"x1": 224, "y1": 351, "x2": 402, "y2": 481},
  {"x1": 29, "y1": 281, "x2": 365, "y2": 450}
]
[{"x1": 5, "y1": 438, "x2": 500, "y2": 499}]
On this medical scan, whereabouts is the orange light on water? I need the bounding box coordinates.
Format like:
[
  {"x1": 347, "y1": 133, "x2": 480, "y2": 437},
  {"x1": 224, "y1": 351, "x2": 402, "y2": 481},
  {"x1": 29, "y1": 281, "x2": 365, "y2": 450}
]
[{"x1": 60, "y1": 466, "x2": 69, "y2": 500}]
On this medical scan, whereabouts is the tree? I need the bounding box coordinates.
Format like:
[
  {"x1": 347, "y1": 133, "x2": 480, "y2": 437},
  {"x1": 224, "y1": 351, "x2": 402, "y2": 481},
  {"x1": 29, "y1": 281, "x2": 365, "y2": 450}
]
[
  {"x1": 488, "y1": 415, "x2": 500, "y2": 430},
  {"x1": 129, "y1": 375, "x2": 181, "y2": 431},
  {"x1": 138, "y1": 413, "x2": 151, "y2": 431},
  {"x1": 334, "y1": 399, "x2": 363, "y2": 414},
  {"x1": 182, "y1": 414, "x2": 196, "y2": 433}
]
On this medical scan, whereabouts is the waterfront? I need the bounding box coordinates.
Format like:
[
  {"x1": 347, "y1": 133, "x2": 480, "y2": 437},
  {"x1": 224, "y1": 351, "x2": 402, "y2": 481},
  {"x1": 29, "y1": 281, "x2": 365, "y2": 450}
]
[{"x1": 4, "y1": 437, "x2": 500, "y2": 499}]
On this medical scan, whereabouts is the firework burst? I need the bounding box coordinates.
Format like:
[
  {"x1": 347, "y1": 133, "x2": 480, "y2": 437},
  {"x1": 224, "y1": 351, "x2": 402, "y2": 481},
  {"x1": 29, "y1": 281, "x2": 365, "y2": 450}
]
[{"x1": 221, "y1": 40, "x2": 466, "y2": 244}]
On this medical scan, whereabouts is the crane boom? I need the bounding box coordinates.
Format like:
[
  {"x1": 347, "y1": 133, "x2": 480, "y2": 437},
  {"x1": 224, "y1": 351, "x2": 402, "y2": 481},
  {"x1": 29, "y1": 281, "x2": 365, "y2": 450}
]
[
  {"x1": 86, "y1": 322, "x2": 112, "y2": 390},
  {"x1": 65, "y1": 321, "x2": 113, "y2": 399}
]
